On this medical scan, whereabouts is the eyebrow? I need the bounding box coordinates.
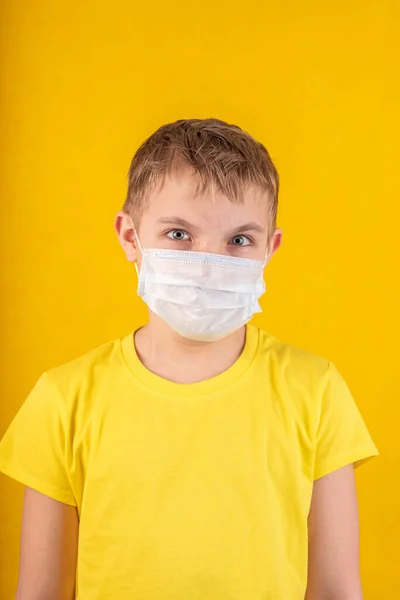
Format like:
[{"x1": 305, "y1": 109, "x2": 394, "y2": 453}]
[
  {"x1": 227, "y1": 221, "x2": 265, "y2": 235},
  {"x1": 156, "y1": 217, "x2": 265, "y2": 235},
  {"x1": 156, "y1": 217, "x2": 199, "y2": 230}
]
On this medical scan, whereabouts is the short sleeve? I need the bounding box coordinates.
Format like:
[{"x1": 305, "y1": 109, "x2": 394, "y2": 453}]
[
  {"x1": 0, "y1": 373, "x2": 76, "y2": 506},
  {"x1": 314, "y1": 363, "x2": 378, "y2": 480}
]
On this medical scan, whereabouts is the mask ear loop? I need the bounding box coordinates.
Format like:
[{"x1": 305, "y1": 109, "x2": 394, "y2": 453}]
[
  {"x1": 131, "y1": 218, "x2": 144, "y2": 276},
  {"x1": 263, "y1": 244, "x2": 270, "y2": 267},
  {"x1": 263, "y1": 229, "x2": 275, "y2": 266}
]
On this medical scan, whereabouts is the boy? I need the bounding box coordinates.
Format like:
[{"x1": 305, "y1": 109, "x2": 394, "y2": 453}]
[{"x1": 0, "y1": 118, "x2": 377, "y2": 600}]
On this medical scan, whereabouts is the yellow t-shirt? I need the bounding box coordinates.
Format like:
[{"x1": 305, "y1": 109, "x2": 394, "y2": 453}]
[{"x1": 0, "y1": 325, "x2": 377, "y2": 600}]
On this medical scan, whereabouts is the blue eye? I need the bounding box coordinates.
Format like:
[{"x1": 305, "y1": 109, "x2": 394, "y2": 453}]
[
  {"x1": 166, "y1": 229, "x2": 190, "y2": 241},
  {"x1": 230, "y1": 235, "x2": 251, "y2": 246}
]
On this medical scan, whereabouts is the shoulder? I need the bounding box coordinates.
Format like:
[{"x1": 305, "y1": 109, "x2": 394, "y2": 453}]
[
  {"x1": 255, "y1": 326, "x2": 331, "y2": 389},
  {"x1": 254, "y1": 326, "x2": 367, "y2": 432},
  {"x1": 252, "y1": 326, "x2": 343, "y2": 424},
  {"x1": 42, "y1": 333, "x2": 131, "y2": 406}
]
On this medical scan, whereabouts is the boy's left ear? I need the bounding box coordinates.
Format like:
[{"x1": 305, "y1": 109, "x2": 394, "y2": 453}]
[
  {"x1": 114, "y1": 211, "x2": 138, "y2": 263},
  {"x1": 269, "y1": 228, "x2": 283, "y2": 257}
]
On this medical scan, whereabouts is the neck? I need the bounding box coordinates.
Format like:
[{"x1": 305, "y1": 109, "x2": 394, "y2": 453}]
[{"x1": 134, "y1": 314, "x2": 246, "y2": 384}]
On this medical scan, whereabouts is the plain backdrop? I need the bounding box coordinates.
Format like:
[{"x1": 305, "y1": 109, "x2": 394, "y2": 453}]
[{"x1": 0, "y1": 0, "x2": 398, "y2": 597}]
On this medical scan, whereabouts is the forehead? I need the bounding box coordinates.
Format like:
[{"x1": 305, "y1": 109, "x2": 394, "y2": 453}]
[{"x1": 142, "y1": 171, "x2": 271, "y2": 231}]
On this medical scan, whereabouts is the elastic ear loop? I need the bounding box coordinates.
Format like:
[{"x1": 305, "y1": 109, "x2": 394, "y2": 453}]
[
  {"x1": 263, "y1": 248, "x2": 270, "y2": 267},
  {"x1": 131, "y1": 219, "x2": 144, "y2": 276},
  {"x1": 263, "y1": 231, "x2": 275, "y2": 266}
]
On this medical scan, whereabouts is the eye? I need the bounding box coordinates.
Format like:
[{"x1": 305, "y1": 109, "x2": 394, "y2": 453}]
[
  {"x1": 166, "y1": 229, "x2": 190, "y2": 241},
  {"x1": 230, "y1": 235, "x2": 252, "y2": 247}
]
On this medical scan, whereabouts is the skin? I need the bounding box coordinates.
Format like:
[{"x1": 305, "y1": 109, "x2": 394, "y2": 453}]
[
  {"x1": 16, "y1": 170, "x2": 363, "y2": 599},
  {"x1": 16, "y1": 488, "x2": 78, "y2": 600},
  {"x1": 306, "y1": 466, "x2": 363, "y2": 600}
]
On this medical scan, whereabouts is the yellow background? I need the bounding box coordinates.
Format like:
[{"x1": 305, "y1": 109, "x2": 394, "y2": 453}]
[{"x1": 0, "y1": 0, "x2": 398, "y2": 597}]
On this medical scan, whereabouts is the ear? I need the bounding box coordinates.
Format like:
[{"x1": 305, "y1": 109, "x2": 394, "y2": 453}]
[
  {"x1": 114, "y1": 211, "x2": 139, "y2": 263},
  {"x1": 268, "y1": 228, "x2": 283, "y2": 257}
]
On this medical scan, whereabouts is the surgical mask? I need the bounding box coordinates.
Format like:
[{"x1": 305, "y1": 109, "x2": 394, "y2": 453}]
[{"x1": 134, "y1": 230, "x2": 267, "y2": 342}]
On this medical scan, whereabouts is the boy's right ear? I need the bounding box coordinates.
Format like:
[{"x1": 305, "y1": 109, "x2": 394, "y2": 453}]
[{"x1": 114, "y1": 211, "x2": 139, "y2": 263}]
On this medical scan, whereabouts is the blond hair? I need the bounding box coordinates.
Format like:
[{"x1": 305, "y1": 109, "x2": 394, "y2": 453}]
[{"x1": 123, "y1": 118, "x2": 279, "y2": 228}]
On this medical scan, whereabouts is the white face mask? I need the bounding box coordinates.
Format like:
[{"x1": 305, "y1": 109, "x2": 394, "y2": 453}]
[{"x1": 134, "y1": 230, "x2": 267, "y2": 342}]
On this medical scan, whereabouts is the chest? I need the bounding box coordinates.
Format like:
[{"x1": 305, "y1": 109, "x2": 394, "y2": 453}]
[
  {"x1": 73, "y1": 385, "x2": 314, "y2": 516},
  {"x1": 74, "y1": 387, "x2": 312, "y2": 600}
]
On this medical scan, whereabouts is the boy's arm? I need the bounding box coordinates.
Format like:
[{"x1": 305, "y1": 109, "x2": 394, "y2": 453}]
[
  {"x1": 305, "y1": 464, "x2": 363, "y2": 600},
  {"x1": 15, "y1": 488, "x2": 78, "y2": 600}
]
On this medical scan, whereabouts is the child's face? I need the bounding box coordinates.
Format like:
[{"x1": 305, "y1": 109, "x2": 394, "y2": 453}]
[{"x1": 116, "y1": 169, "x2": 282, "y2": 263}]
